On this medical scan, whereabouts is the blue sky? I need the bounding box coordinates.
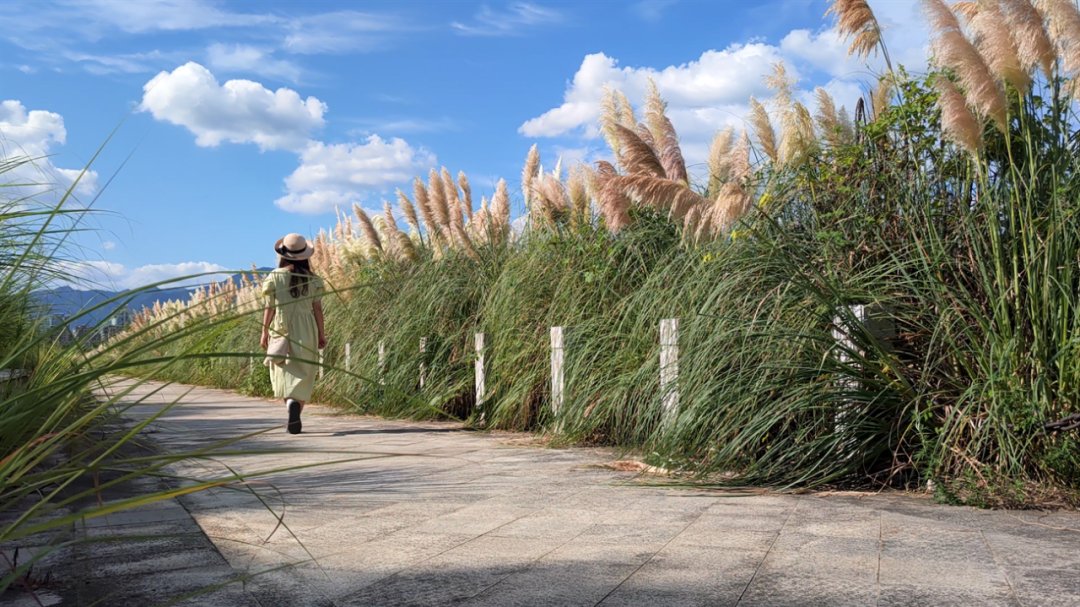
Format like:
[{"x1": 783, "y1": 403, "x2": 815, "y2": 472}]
[{"x1": 0, "y1": 0, "x2": 928, "y2": 289}]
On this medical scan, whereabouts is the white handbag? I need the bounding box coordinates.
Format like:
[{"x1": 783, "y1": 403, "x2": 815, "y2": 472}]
[{"x1": 264, "y1": 335, "x2": 290, "y2": 366}]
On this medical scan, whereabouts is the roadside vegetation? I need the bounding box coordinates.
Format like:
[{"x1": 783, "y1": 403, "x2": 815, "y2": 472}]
[{"x1": 118, "y1": 0, "x2": 1080, "y2": 507}]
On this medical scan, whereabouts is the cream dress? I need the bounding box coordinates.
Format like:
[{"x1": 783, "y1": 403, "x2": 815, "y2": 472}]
[{"x1": 261, "y1": 268, "x2": 324, "y2": 401}]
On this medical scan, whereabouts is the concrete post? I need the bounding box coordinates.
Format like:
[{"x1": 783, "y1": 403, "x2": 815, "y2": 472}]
[
  {"x1": 475, "y1": 332, "x2": 486, "y2": 418},
  {"x1": 419, "y1": 337, "x2": 427, "y2": 389},
  {"x1": 378, "y1": 340, "x2": 386, "y2": 386},
  {"x1": 551, "y1": 326, "x2": 565, "y2": 416},
  {"x1": 660, "y1": 318, "x2": 679, "y2": 417}
]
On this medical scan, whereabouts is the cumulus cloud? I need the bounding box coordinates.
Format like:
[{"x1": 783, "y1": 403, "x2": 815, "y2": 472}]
[
  {"x1": 67, "y1": 259, "x2": 230, "y2": 290},
  {"x1": 519, "y1": 45, "x2": 785, "y2": 138},
  {"x1": 0, "y1": 99, "x2": 98, "y2": 199},
  {"x1": 139, "y1": 62, "x2": 326, "y2": 152},
  {"x1": 275, "y1": 137, "x2": 437, "y2": 214},
  {"x1": 520, "y1": 1, "x2": 930, "y2": 177}
]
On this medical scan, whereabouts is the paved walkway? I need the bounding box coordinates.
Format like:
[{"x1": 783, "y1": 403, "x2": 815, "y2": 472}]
[{"x1": 28, "y1": 380, "x2": 1080, "y2": 606}]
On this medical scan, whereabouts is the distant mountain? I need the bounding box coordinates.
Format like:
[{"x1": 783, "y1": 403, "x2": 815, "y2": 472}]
[{"x1": 31, "y1": 268, "x2": 271, "y2": 328}]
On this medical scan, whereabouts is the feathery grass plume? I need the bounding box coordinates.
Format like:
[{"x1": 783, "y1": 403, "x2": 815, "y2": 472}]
[
  {"x1": 964, "y1": 0, "x2": 1030, "y2": 91},
  {"x1": 826, "y1": 0, "x2": 885, "y2": 60},
  {"x1": 567, "y1": 164, "x2": 590, "y2": 228},
  {"x1": 383, "y1": 200, "x2": 402, "y2": 260},
  {"x1": 521, "y1": 144, "x2": 540, "y2": 211},
  {"x1": 643, "y1": 79, "x2": 668, "y2": 147},
  {"x1": 428, "y1": 168, "x2": 449, "y2": 229},
  {"x1": 779, "y1": 101, "x2": 816, "y2": 166},
  {"x1": 635, "y1": 122, "x2": 658, "y2": 152},
  {"x1": 600, "y1": 88, "x2": 625, "y2": 158},
  {"x1": 925, "y1": 0, "x2": 1008, "y2": 131},
  {"x1": 656, "y1": 113, "x2": 689, "y2": 184},
  {"x1": 450, "y1": 222, "x2": 480, "y2": 261},
  {"x1": 396, "y1": 188, "x2": 421, "y2": 234},
  {"x1": 352, "y1": 203, "x2": 384, "y2": 257},
  {"x1": 594, "y1": 160, "x2": 631, "y2": 232},
  {"x1": 933, "y1": 74, "x2": 984, "y2": 154},
  {"x1": 708, "y1": 127, "x2": 735, "y2": 188},
  {"x1": 615, "y1": 90, "x2": 637, "y2": 128},
  {"x1": 457, "y1": 171, "x2": 473, "y2": 221},
  {"x1": 612, "y1": 173, "x2": 709, "y2": 220},
  {"x1": 441, "y1": 167, "x2": 464, "y2": 231},
  {"x1": 413, "y1": 177, "x2": 436, "y2": 235},
  {"x1": 613, "y1": 123, "x2": 666, "y2": 177},
  {"x1": 491, "y1": 178, "x2": 511, "y2": 233},
  {"x1": 870, "y1": 74, "x2": 894, "y2": 119},
  {"x1": 1001, "y1": 0, "x2": 1056, "y2": 78},
  {"x1": 749, "y1": 97, "x2": 778, "y2": 162},
  {"x1": 682, "y1": 204, "x2": 702, "y2": 244},
  {"x1": 540, "y1": 173, "x2": 570, "y2": 213},
  {"x1": 953, "y1": 1, "x2": 979, "y2": 19},
  {"x1": 393, "y1": 228, "x2": 418, "y2": 261},
  {"x1": 814, "y1": 87, "x2": 845, "y2": 148},
  {"x1": 1038, "y1": 0, "x2": 1080, "y2": 91},
  {"x1": 765, "y1": 62, "x2": 796, "y2": 110}
]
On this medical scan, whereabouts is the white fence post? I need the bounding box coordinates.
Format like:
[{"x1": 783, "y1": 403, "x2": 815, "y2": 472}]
[
  {"x1": 345, "y1": 342, "x2": 351, "y2": 372},
  {"x1": 550, "y1": 326, "x2": 565, "y2": 417},
  {"x1": 318, "y1": 348, "x2": 325, "y2": 379},
  {"x1": 475, "y1": 332, "x2": 486, "y2": 419},
  {"x1": 419, "y1": 337, "x2": 427, "y2": 389},
  {"x1": 832, "y1": 304, "x2": 867, "y2": 435},
  {"x1": 378, "y1": 340, "x2": 386, "y2": 386},
  {"x1": 660, "y1": 318, "x2": 679, "y2": 417}
]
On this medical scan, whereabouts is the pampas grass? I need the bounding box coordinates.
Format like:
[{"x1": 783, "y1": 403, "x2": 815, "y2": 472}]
[
  {"x1": 749, "y1": 97, "x2": 778, "y2": 162},
  {"x1": 826, "y1": 0, "x2": 887, "y2": 62},
  {"x1": 1002, "y1": 0, "x2": 1056, "y2": 78},
  {"x1": 925, "y1": 0, "x2": 1008, "y2": 131},
  {"x1": 522, "y1": 144, "x2": 540, "y2": 211},
  {"x1": 964, "y1": 0, "x2": 1030, "y2": 91},
  {"x1": 1038, "y1": 0, "x2": 1080, "y2": 91},
  {"x1": 935, "y1": 74, "x2": 984, "y2": 154},
  {"x1": 613, "y1": 124, "x2": 666, "y2": 178}
]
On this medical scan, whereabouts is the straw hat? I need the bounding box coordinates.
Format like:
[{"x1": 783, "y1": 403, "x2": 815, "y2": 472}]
[{"x1": 274, "y1": 233, "x2": 314, "y2": 261}]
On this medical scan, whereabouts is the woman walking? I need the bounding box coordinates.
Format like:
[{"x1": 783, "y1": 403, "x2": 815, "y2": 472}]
[{"x1": 260, "y1": 233, "x2": 327, "y2": 434}]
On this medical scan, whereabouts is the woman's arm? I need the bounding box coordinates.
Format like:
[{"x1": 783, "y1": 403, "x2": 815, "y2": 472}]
[
  {"x1": 260, "y1": 306, "x2": 275, "y2": 349},
  {"x1": 313, "y1": 300, "x2": 326, "y2": 349}
]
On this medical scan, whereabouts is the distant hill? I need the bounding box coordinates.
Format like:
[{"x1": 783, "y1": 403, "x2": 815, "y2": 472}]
[{"x1": 32, "y1": 268, "x2": 270, "y2": 328}]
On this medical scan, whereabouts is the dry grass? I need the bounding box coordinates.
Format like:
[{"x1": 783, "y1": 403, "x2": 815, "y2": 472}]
[
  {"x1": 934, "y1": 74, "x2": 984, "y2": 154},
  {"x1": 925, "y1": 0, "x2": 1008, "y2": 131},
  {"x1": 827, "y1": 0, "x2": 883, "y2": 59},
  {"x1": 1002, "y1": 0, "x2": 1056, "y2": 78},
  {"x1": 749, "y1": 97, "x2": 778, "y2": 162}
]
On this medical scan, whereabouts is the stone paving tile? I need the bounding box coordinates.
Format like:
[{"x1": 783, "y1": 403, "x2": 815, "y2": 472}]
[
  {"x1": 877, "y1": 583, "x2": 1021, "y2": 607},
  {"x1": 46, "y1": 378, "x2": 1077, "y2": 607},
  {"x1": 738, "y1": 572, "x2": 877, "y2": 607}
]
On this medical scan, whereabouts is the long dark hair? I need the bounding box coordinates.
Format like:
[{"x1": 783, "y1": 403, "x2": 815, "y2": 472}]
[{"x1": 278, "y1": 257, "x2": 315, "y2": 298}]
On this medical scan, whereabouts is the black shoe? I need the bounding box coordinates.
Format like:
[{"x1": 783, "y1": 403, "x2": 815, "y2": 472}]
[{"x1": 287, "y1": 399, "x2": 302, "y2": 434}]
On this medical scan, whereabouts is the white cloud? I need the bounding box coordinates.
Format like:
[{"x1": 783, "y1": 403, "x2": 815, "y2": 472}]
[
  {"x1": 102, "y1": 240, "x2": 116, "y2": 250},
  {"x1": 275, "y1": 137, "x2": 436, "y2": 214},
  {"x1": 519, "y1": 46, "x2": 784, "y2": 138},
  {"x1": 283, "y1": 11, "x2": 405, "y2": 54},
  {"x1": 67, "y1": 259, "x2": 230, "y2": 290},
  {"x1": 452, "y1": 3, "x2": 563, "y2": 36},
  {"x1": 520, "y1": 0, "x2": 930, "y2": 176},
  {"x1": 61, "y1": 0, "x2": 276, "y2": 35},
  {"x1": 632, "y1": 0, "x2": 678, "y2": 22},
  {"x1": 0, "y1": 99, "x2": 98, "y2": 199},
  {"x1": 140, "y1": 62, "x2": 326, "y2": 152},
  {"x1": 207, "y1": 43, "x2": 302, "y2": 83}
]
